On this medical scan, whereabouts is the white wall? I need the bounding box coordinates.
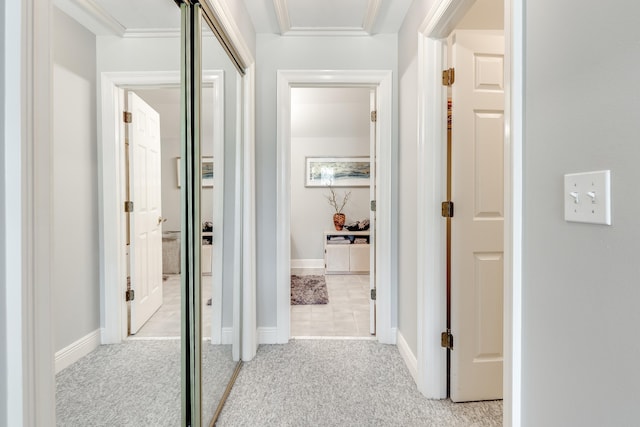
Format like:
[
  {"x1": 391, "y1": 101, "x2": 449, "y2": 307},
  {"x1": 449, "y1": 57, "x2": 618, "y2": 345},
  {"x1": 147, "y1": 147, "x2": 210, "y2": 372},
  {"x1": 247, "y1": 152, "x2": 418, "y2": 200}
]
[
  {"x1": 522, "y1": 1, "x2": 640, "y2": 425},
  {"x1": 0, "y1": 2, "x2": 7, "y2": 421},
  {"x1": 396, "y1": 0, "x2": 438, "y2": 360},
  {"x1": 97, "y1": 35, "x2": 240, "y2": 328},
  {"x1": 255, "y1": 34, "x2": 398, "y2": 328},
  {"x1": 290, "y1": 87, "x2": 371, "y2": 261},
  {"x1": 456, "y1": 0, "x2": 503, "y2": 30},
  {"x1": 52, "y1": 7, "x2": 100, "y2": 352}
]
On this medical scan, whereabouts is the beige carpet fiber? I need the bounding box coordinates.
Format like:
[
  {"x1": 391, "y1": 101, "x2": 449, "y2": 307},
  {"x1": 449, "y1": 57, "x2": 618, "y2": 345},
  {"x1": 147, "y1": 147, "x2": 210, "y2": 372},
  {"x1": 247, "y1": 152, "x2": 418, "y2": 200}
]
[{"x1": 216, "y1": 339, "x2": 502, "y2": 426}]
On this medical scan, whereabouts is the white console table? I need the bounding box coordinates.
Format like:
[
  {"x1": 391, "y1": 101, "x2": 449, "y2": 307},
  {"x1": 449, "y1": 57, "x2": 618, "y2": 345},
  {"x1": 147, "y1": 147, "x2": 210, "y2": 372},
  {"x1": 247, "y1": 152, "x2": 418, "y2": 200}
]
[{"x1": 324, "y1": 230, "x2": 370, "y2": 274}]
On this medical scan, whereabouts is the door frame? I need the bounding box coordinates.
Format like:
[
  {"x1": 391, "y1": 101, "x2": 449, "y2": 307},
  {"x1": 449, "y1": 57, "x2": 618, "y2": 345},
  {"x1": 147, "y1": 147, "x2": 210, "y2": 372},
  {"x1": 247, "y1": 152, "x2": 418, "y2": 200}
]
[
  {"x1": 99, "y1": 70, "x2": 226, "y2": 344},
  {"x1": 415, "y1": 0, "x2": 523, "y2": 425},
  {"x1": 275, "y1": 70, "x2": 395, "y2": 344}
]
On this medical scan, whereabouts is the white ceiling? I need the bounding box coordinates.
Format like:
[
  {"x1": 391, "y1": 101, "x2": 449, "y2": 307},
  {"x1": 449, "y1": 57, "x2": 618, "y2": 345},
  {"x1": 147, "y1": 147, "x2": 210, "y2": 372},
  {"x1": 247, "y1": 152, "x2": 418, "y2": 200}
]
[
  {"x1": 245, "y1": 0, "x2": 413, "y2": 35},
  {"x1": 55, "y1": 0, "x2": 413, "y2": 37}
]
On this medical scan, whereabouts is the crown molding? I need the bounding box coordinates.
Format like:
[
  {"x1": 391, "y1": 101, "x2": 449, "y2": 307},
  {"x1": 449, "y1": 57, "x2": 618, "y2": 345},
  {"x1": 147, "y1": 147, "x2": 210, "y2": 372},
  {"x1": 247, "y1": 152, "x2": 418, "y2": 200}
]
[
  {"x1": 273, "y1": 0, "x2": 381, "y2": 37},
  {"x1": 54, "y1": 0, "x2": 126, "y2": 36},
  {"x1": 273, "y1": 0, "x2": 291, "y2": 34},
  {"x1": 122, "y1": 28, "x2": 181, "y2": 38},
  {"x1": 362, "y1": 0, "x2": 381, "y2": 34}
]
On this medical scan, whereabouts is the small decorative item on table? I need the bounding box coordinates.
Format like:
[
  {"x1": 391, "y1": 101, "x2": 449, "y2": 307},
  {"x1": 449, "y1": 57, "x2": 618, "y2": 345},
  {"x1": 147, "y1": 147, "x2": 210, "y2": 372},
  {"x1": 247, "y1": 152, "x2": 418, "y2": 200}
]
[
  {"x1": 324, "y1": 187, "x2": 351, "y2": 231},
  {"x1": 333, "y1": 213, "x2": 346, "y2": 230}
]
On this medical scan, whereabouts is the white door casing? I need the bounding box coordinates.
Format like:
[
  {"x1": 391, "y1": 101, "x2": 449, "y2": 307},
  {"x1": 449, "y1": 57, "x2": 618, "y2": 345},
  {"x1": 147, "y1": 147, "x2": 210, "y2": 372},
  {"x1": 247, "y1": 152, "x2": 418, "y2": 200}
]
[
  {"x1": 128, "y1": 91, "x2": 164, "y2": 334},
  {"x1": 99, "y1": 71, "x2": 226, "y2": 345},
  {"x1": 450, "y1": 30, "x2": 505, "y2": 402},
  {"x1": 276, "y1": 70, "x2": 394, "y2": 345}
]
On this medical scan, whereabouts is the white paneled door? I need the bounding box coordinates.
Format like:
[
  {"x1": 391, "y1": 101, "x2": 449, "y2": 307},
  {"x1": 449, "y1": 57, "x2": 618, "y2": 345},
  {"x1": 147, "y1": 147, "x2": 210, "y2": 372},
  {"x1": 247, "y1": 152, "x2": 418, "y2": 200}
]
[
  {"x1": 450, "y1": 30, "x2": 505, "y2": 402},
  {"x1": 128, "y1": 91, "x2": 164, "y2": 334}
]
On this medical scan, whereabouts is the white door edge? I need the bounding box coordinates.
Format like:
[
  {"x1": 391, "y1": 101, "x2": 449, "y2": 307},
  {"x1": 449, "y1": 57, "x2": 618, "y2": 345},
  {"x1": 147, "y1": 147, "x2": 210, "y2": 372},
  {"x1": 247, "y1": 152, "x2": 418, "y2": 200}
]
[
  {"x1": 276, "y1": 70, "x2": 395, "y2": 345},
  {"x1": 99, "y1": 70, "x2": 226, "y2": 345},
  {"x1": 369, "y1": 89, "x2": 376, "y2": 336},
  {"x1": 416, "y1": 1, "x2": 523, "y2": 426}
]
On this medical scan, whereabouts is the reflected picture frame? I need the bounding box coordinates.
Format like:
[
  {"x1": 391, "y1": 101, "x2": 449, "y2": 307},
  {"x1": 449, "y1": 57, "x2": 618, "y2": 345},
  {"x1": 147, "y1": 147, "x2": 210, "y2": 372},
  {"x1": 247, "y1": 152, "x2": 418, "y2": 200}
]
[
  {"x1": 305, "y1": 156, "x2": 370, "y2": 187},
  {"x1": 176, "y1": 157, "x2": 214, "y2": 188}
]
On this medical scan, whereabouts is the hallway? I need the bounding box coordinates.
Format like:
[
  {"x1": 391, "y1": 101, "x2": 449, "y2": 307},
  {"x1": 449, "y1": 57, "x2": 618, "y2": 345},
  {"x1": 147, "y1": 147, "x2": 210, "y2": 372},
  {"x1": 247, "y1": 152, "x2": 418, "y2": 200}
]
[
  {"x1": 218, "y1": 340, "x2": 501, "y2": 426},
  {"x1": 56, "y1": 339, "x2": 502, "y2": 426}
]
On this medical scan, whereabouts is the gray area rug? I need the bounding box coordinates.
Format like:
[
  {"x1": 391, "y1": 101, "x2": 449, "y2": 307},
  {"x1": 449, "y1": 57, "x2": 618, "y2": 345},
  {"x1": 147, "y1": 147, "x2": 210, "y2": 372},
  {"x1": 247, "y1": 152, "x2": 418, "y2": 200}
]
[
  {"x1": 55, "y1": 340, "x2": 237, "y2": 426},
  {"x1": 291, "y1": 275, "x2": 329, "y2": 305},
  {"x1": 216, "y1": 340, "x2": 502, "y2": 426}
]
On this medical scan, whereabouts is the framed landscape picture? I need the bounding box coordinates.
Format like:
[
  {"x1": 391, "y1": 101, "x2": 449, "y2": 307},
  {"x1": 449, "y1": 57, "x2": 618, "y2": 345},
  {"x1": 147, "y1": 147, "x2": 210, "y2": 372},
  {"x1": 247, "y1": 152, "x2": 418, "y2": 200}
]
[
  {"x1": 176, "y1": 157, "x2": 214, "y2": 188},
  {"x1": 305, "y1": 157, "x2": 370, "y2": 187}
]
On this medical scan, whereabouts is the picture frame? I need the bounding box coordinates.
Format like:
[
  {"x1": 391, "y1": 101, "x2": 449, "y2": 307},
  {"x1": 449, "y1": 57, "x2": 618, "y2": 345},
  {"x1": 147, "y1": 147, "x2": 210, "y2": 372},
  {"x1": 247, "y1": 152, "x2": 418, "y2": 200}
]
[
  {"x1": 305, "y1": 156, "x2": 370, "y2": 187},
  {"x1": 176, "y1": 157, "x2": 214, "y2": 188}
]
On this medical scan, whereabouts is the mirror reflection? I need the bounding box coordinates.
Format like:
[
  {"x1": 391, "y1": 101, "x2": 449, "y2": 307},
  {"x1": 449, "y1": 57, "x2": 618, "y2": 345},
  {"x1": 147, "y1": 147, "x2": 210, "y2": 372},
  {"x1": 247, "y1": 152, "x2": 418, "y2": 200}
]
[
  {"x1": 53, "y1": 1, "x2": 241, "y2": 425},
  {"x1": 200, "y1": 18, "x2": 242, "y2": 424}
]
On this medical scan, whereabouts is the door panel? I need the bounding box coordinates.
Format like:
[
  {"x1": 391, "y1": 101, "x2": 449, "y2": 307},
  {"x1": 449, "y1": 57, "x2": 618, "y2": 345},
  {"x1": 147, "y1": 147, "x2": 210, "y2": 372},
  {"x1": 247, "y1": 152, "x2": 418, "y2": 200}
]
[
  {"x1": 129, "y1": 91, "x2": 164, "y2": 334},
  {"x1": 450, "y1": 30, "x2": 504, "y2": 402}
]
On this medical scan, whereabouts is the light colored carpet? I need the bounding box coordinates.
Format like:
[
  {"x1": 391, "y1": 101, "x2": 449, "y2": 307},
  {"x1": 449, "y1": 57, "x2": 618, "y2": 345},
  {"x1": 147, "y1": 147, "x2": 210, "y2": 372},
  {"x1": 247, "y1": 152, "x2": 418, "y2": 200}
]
[
  {"x1": 55, "y1": 340, "x2": 237, "y2": 426},
  {"x1": 216, "y1": 340, "x2": 502, "y2": 426}
]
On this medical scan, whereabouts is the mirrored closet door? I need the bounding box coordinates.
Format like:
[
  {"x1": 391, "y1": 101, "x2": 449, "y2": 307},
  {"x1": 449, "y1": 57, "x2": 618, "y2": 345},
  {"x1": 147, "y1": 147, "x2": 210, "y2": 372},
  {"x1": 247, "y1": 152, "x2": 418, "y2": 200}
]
[{"x1": 53, "y1": 1, "x2": 245, "y2": 426}]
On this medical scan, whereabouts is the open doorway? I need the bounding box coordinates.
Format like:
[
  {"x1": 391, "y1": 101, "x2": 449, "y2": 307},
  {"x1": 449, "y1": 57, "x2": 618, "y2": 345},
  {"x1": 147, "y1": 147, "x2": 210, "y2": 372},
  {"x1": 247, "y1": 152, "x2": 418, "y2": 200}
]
[
  {"x1": 123, "y1": 86, "x2": 221, "y2": 341},
  {"x1": 444, "y1": 0, "x2": 505, "y2": 403},
  {"x1": 275, "y1": 70, "x2": 394, "y2": 345},
  {"x1": 416, "y1": 0, "x2": 519, "y2": 417},
  {"x1": 97, "y1": 70, "x2": 226, "y2": 345},
  {"x1": 289, "y1": 87, "x2": 375, "y2": 338}
]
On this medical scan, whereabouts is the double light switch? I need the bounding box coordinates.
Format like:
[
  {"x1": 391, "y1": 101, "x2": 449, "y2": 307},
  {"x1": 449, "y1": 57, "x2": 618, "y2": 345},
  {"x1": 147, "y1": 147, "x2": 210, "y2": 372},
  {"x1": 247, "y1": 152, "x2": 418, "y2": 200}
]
[{"x1": 564, "y1": 170, "x2": 611, "y2": 225}]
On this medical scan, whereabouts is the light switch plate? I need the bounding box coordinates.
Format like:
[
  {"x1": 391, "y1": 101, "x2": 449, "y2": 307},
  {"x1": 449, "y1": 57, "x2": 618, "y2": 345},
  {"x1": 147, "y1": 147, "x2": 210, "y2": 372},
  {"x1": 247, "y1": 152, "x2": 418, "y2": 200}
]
[{"x1": 564, "y1": 170, "x2": 611, "y2": 225}]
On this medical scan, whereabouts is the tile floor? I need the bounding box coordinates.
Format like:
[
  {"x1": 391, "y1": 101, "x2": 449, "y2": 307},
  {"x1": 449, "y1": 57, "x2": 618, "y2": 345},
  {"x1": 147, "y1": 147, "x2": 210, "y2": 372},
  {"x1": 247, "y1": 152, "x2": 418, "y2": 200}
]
[
  {"x1": 290, "y1": 268, "x2": 372, "y2": 337},
  {"x1": 132, "y1": 274, "x2": 213, "y2": 338}
]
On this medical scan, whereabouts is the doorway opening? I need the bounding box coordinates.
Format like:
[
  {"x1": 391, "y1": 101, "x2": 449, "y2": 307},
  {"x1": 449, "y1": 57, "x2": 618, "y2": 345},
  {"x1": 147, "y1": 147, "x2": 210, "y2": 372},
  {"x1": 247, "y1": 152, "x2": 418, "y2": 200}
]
[
  {"x1": 416, "y1": 0, "x2": 522, "y2": 422},
  {"x1": 288, "y1": 86, "x2": 376, "y2": 338},
  {"x1": 121, "y1": 84, "x2": 224, "y2": 342},
  {"x1": 276, "y1": 70, "x2": 394, "y2": 345},
  {"x1": 98, "y1": 71, "x2": 226, "y2": 345}
]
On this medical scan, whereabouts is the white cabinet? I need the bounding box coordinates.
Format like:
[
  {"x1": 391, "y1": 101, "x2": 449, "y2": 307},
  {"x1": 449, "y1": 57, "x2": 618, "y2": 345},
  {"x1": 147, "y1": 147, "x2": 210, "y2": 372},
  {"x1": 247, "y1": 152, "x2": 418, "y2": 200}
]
[{"x1": 324, "y1": 231, "x2": 370, "y2": 274}]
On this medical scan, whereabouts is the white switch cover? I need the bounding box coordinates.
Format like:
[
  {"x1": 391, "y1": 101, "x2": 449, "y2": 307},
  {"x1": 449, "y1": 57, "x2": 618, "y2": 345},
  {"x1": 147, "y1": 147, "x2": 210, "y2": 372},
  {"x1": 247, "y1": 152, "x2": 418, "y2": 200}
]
[{"x1": 564, "y1": 170, "x2": 611, "y2": 225}]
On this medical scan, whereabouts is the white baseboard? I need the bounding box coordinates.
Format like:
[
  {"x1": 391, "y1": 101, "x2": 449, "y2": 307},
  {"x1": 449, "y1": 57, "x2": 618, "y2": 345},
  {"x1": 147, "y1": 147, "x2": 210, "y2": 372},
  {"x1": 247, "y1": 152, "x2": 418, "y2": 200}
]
[
  {"x1": 290, "y1": 259, "x2": 324, "y2": 269},
  {"x1": 221, "y1": 327, "x2": 233, "y2": 345},
  {"x1": 257, "y1": 327, "x2": 278, "y2": 344},
  {"x1": 397, "y1": 330, "x2": 418, "y2": 385},
  {"x1": 55, "y1": 329, "x2": 101, "y2": 374}
]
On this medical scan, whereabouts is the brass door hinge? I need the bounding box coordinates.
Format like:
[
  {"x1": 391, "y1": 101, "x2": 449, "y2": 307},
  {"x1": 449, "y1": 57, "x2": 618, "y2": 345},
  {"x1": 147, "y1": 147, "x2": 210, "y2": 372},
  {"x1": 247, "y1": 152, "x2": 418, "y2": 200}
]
[
  {"x1": 370, "y1": 289, "x2": 377, "y2": 300},
  {"x1": 370, "y1": 111, "x2": 377, "y2": 122},
  {"x1": 124, "y1": 201, "x2": 134, "y2": 213},
  {"x1": 442, "y1": 68, "x2": 455, "y2": 86},
  {"x1": 123, "y1": 111, "x2": 132, "y2": 123},
  {"x1": 125, "y1": 289, "x2": 135, "y2": 302},
  {"x1": 441, "y1": 330, "x2": 453, "y2": 350},
  {"x1": 441, "y1": 201, "x2": 454, "y2": 218}
]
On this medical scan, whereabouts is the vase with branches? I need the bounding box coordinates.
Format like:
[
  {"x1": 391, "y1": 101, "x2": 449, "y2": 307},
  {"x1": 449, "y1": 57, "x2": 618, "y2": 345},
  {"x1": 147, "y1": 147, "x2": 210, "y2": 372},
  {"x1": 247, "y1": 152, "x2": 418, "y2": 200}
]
[{"x1": 325, "y1": 187, "x2": 351, "y2": 230}]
